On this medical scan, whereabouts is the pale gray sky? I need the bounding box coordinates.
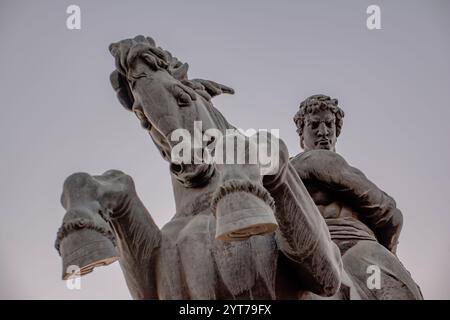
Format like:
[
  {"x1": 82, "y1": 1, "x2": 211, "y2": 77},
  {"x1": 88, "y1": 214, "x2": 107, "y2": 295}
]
[{"x1": 0, "y1": 0, "x2": 449, "y2": 299}]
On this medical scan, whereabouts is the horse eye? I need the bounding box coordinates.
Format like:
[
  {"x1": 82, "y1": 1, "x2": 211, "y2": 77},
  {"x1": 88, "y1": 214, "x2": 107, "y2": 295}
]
[
  {"x1": 134, "y1": 73, "x2": 147, "y2": 79},
  {"x1": 177, "y1": 92, "x2": 192, "y2": 107}
]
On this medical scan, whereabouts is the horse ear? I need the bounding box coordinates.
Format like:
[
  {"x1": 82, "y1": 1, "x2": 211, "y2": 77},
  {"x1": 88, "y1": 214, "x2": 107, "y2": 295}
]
[
  {"x1": 108, "y1": 43, "x2": 118, "y2": 55},
  {"x1": 172, "y1": 63, "x2": 189, "y2": 81},
  {"x1": 192, "y1": 79, "x2": 235, "y2": 97},
  {"x1": 110, "y1": 70, "x2": 134, "y2": 111},
  {"x1": 145, "y1": 36, "x2": 156, "y2": 46},
  {"x1": 133, "y1": 35, "x2": 147, "y2": 43}
]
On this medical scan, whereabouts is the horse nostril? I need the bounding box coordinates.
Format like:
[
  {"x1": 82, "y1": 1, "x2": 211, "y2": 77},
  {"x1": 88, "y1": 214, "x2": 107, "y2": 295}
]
[
  {"x1": 140, "y1": 119, "x2": 152, "y2": 130},
  {"x1": 170, "y1": 162, "x2": 184, "y2": 174}
]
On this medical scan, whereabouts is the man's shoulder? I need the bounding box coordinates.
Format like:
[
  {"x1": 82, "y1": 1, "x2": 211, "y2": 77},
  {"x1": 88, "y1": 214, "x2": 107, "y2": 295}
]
[{"x1": 290, "y1": 150, "x2": 348, "y2": 170}]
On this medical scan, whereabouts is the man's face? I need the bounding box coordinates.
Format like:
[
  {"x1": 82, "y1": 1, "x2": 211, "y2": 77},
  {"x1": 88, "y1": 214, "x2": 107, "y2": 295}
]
[{"x1": 301, "y1": 109, "x2": 337, "y2": 152}]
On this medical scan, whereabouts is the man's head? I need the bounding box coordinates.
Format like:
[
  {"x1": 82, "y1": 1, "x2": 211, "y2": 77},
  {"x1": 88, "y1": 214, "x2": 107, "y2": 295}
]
[{"x1": 293, "y1": 94, "x2": 344, "y2": 152}]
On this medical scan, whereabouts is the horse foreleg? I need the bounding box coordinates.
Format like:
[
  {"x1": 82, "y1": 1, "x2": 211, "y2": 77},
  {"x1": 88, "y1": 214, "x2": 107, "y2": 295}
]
[
  {"x1": 56, "y1": 170, "x2": 160, "y2": 299},
  {"x1": 211, "y1": 132, "x2": 343, "y2": 297},
  {"x1": 262, "y1": 136, "x2": 342, "y2": 297},
  {"x1": 211, "y1": 133, "x2": 279, "y2": 241}
]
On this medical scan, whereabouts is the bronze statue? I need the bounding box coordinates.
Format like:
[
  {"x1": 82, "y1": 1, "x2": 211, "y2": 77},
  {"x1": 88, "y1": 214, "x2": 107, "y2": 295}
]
[
  {"x1": 291, "y1": 94, "x2": 423, "y2": 299},
  {"x1": 55, "y1": 36, "x2": 343, "y2": 299}
]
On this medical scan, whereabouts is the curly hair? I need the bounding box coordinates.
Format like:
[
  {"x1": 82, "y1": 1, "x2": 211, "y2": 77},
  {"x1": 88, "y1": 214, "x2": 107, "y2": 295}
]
[
  {"x1": 293, "y1": 94, "x2": 345, "y2": 138},
  {"x1": 109, "y1": 35, "x2": 186, "y2": 81},
  {"x1": 109, "y1": 35, "x2": 234, "y2": 107},
  {"x1": 108, "y1": 35, "x2": 235, "y2": 132}
]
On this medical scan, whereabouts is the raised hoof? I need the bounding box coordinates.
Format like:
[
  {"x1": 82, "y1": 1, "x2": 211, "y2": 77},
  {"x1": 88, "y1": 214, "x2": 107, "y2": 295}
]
[
  {"x1": 215, "y1": 192, "x2": 278, "y2": 241},
  {"x1": 60, "y1": 228, "x2": 119, "y2": 280}
]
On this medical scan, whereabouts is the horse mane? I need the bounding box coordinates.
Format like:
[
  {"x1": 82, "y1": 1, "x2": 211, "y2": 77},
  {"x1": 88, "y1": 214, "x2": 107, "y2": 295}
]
[
  {"x1": 205, "y1": 103, "x2": 235, "y2": 131},
  {"x1": 109, "y1": 35, "x2": 187, "y2": 80},
  {"x1": 109, "y1": 35, "x2": 235, "y2": 115}
]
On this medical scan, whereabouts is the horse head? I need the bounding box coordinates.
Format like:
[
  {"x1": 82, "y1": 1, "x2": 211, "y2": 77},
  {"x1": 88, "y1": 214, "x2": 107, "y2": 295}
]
[{"x1": 109, "y1": 35, "x2": 234, "y2": 187}]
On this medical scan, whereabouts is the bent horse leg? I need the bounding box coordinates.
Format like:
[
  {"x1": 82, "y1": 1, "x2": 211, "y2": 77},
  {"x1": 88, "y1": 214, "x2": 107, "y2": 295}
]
[
  {"x1": 211, "y1": 132, "x2": 278, "y2": 241},
  {"x1": 56, "y1": 170, "x2": 161, "y2": 299}
]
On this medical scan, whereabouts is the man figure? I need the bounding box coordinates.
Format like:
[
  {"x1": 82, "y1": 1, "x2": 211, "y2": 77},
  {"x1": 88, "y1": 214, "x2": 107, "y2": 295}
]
[{"x1": 290, "y1": 94, "x2": 423, "y2": 299}]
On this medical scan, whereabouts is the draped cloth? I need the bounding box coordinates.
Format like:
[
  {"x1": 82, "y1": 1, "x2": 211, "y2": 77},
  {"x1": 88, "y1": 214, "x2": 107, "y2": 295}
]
[{"x1": 326, "y1": 217, "x2": 377, "y2": 242}]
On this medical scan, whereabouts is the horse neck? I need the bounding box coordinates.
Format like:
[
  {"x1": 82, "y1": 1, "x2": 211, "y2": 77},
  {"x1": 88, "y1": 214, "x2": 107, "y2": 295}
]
[
  {"x1": 169, "y1": 100, "x2": 233, "y2": 217},
  {"x1": 197, "y1": 99, "x2": 235, "y2": 133},
  {"x1": 170, "y1": 171, "x2": 219, "y2": 217}
]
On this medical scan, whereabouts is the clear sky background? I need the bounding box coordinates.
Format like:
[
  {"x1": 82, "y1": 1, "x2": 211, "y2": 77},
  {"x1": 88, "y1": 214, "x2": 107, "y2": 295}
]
[{"x1": 0, "y1": 0, "x2": 449, "y2": 299}]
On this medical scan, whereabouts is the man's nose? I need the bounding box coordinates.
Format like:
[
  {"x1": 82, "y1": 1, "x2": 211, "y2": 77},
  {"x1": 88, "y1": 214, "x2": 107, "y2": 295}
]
[{"x1": 317, "y1": 123, "x2": 329, "y2": 137}]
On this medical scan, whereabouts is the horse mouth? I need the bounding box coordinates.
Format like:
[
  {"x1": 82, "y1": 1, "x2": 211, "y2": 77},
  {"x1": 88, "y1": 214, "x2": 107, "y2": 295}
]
[{"x1": 171, "y1": 162, "x2": 215, "y2": 188}]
